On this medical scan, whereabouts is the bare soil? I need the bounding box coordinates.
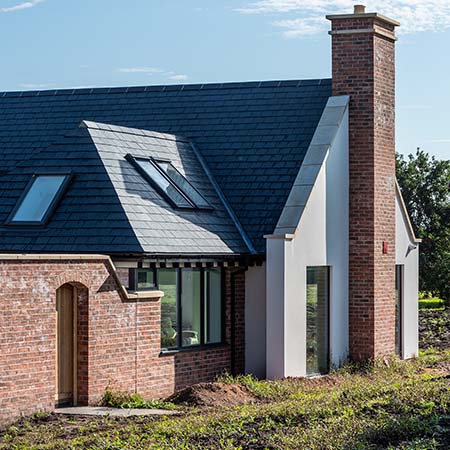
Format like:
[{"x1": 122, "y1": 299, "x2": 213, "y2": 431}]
[{"x1": 169, "y1": 382, "x2": 257, "y2": 407}]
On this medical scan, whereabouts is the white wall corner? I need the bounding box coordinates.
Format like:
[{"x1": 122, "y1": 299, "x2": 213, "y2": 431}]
[{"x1": 265, "y1": 96, "x2": 350, "y2": 379}]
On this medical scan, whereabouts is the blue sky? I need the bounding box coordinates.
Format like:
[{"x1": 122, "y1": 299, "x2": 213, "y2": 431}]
[{"x1": 0, "y1": 0, "x2": 449, "y2": 160}]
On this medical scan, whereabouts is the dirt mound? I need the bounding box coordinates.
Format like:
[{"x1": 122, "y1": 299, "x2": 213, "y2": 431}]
[{"x1": 169, "y1": 382, "x2": 257, "y2": 408}]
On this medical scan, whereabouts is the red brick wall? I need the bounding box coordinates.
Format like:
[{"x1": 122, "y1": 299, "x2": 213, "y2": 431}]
[
  {"x1": 0, "y1": 259, "x2": 245, "y2": 425},
  {"x1": 330, "y1": 15, "x2": 398, "y2": 359}
]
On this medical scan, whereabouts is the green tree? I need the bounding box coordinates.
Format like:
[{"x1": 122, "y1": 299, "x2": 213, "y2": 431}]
[{"x1": 396, "y1": 149, "x2": 450, "y2": 301}]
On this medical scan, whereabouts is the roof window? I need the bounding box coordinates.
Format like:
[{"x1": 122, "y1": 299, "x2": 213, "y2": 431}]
[
  {"x1": 126, "y1": 154, "x2": 212, "y2": 210},
  {"x1": 6, "y1": 173, "x2": 71, "y2": 225}
]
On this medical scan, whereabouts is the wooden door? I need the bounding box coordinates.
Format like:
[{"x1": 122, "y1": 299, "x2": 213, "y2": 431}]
[{"x1": 56, "y1": 285, "x2": 77, "y2": 405}]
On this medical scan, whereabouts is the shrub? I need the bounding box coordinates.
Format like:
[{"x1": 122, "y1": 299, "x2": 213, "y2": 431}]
[{"x1": 419, "y1": 298, "x2": 445, "y2": 310}]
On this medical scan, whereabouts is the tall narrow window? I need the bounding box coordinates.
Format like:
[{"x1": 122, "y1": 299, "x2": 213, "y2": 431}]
[
  {"x1": 160, "y1": 269, "x2": 178, "y2": 350},
  {"x1": 204, "y1": 269, "x2": 222, "y2": 344},
  {"x1": 7, "y1": 174, "x2": 71, "y2": 225},
  {"x1": 181, "y1": 269, "x2": 201, "y2": 347},
  {"x1": 306, "y1": 266, "x2": 330, "y2": 375},
  {"x1": 395, "y1": 265, "x2": 403, "y2": 357}
]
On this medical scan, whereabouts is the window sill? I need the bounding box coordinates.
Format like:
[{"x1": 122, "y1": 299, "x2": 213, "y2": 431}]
[{"x1": 159, "y1": 342, "x2": 228, "y2": 356}]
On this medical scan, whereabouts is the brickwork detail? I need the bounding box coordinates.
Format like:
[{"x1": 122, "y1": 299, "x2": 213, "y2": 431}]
[
  {"x1": 330, "y1": 15, "x2": 398, "y2": 359},
  {"x1": 0, "y1": 260, "x2": 245, "y2": 425}
]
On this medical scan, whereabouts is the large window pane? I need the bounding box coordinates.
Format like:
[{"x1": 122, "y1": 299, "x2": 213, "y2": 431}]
[
  {"x1": 159, "y1": 269, "x2": 178, "y2": 350},
  {"x1": 181, "y1": 270, "x2": 201, "y2": 347},
  {"x1": 306, "y1": 267, "x2": 329, "y2": 375},
  {"x1": 11, "y1": 175, "x2": 67, "y2": 223},
  {"x1": 204, "y1": 269, "x2": 222, "y2": 344}
]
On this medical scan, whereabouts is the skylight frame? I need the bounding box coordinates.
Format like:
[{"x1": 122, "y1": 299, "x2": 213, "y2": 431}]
[
  {"x1": 153, "y1": 158, "x2": 213, "y2": 211},
  {"x1": 5, "y1": 172, "x2": 73, "y2": 227},
  {"x1": 126, "y1": 154, "x2": 212, "y2": 211}
]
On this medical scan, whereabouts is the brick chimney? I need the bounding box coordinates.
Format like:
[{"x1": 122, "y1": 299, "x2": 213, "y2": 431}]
[{"x1": 327, "y1": 6, "x2": 400, "y2": 360}]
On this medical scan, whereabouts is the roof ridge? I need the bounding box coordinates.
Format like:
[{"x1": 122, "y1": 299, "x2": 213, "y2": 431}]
[
  {"x1": 0, "y1": 78, "x2": 332, "y2": 98},
  {"x1": 80, "y1": 120, "x2": 190, "y2": 143}
]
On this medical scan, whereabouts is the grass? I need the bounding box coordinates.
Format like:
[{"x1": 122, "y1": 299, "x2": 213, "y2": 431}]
[
  {"x1": 419, "y1": 298, "x2": 446, "y2": 311},
  {"x1": 100, "y1": 386, "x2": 177, "y2": 411},
  {"x1": 2, "y1": 350, "x2": 450, "y2": 449}
]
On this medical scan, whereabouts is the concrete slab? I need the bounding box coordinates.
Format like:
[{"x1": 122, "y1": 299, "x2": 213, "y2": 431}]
[{"x1": 54, "y1": 406, "x2": 179, "y2": 417}]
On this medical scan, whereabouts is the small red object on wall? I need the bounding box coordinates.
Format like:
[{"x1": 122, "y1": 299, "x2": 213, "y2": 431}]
[{"x1": 382, "y1": 241, "x2": 388, "y2": 254}]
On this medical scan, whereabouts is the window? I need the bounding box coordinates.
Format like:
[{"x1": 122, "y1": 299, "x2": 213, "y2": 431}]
[
  {"x1": 156, "y1": 160, "x2": 211, "y2": 209},
  {"x1": 306, "y1": 266, "x2": 330, "y2": 375},
  {"x1": 125, "y1": 154, "x2": 211, "y2": 210},
  {"x1": 130, "y1": 267, "x2": 223, "y2": 350},
  {"x1": 129, "y1": 268, "x2": 156, "y2": 291},
  {"x1": 7, "y1": 174, "x2": 71, "y2": 225},
  {"x1": 395, "y1": 265, "x2": 404, "y2": 357}
]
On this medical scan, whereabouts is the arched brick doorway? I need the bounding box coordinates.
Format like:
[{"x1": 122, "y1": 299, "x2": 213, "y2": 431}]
[{"x1": 55, "y1": 283, "x2": 88, "y2": 406}]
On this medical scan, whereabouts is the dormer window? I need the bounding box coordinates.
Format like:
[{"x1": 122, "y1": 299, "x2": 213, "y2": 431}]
[
  {"x1": 126, "y1": 154, "x2": 212, "y2": 210},
  {"x1": 6, "y1": 173, "x2": 71, "y2": 225}
]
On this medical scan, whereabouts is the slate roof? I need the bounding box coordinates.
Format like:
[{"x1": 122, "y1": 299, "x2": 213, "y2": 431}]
[{"x1": 0, "y1": 79, "x2": 331, "y2": 255}]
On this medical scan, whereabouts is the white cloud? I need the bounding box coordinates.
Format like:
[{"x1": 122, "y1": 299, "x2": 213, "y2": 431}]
[
  {"x1": 1, "y1": 0, "x2": 44, "y2": 13},
  {"x1": 19, "y1": 82, "x2": 52, "y2": 89},
  {"x1": 116, "y1": 67, "x2": 163, "y2": 74},
  {"x1": 236, "y1": 0, "x2": 450, "y2": 36},
  {"x1": 168, "y1": 74, "x2": 188, "y2": 81}
]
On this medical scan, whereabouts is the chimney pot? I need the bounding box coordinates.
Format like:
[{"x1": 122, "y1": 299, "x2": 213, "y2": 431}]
[{"x1": 354, "y1": 4, "x2": 366, "y2": 14}]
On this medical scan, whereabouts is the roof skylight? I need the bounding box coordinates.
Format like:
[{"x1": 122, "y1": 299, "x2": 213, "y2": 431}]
[
  {"x1": 7, "y1": 174, "x2": 71, "y2": 225},
  {"x1": 126, "y1": 154, "x2": 212, "y2": 210}
]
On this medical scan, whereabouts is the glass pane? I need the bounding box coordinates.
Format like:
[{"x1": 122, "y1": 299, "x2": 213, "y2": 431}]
[
  {"x1": 159, "y1": 269, "x2": 178, "y2": 350},
  {"x1": 12, "y1": 175, "x2": 67, "y2": 222},
  {"x1": 205, "y1": 269, "x2": 222, "y2": 344},
  {"x1": 135, "y1": 159, "x2": 192, "y2": 208},
  {"x1": 395, "y1": 265, "x2": 403, "y2": 356},
  {"x1": 181, "y1": 269, "x2": 201, "y2": 347},
  {"x1": 137, "y1": 269, "x2": 155, "y2": 290},
  {"x1": 306, "y1": 267, "x2": 329, "y2": 375},
  {"x1": 157, "y1": 161, "x2": 211, "y2": 209}
]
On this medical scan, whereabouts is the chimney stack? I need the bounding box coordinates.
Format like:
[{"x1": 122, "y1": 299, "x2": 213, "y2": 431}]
[{"x1": 327, "y1": 7, "x2": 400, "y2": 360}]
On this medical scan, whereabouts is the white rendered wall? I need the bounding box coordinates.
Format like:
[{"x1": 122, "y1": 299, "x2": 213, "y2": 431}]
[
  {"x1": 395, "y1": 195, "x2": 419, "y2": 359},
  {"x1": 266, "y1": 105, "x2": 349, "y2": 378},
  {"x1": 245, "y1": 264, "x2": 267, "y2": 378}
]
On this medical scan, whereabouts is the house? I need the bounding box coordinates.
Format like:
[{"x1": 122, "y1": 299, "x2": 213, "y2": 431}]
[{"x1": 0, "y1": 5, "x2": 420, "y2": 423}]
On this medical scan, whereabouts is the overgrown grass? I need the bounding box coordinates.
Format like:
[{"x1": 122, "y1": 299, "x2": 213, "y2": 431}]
[
  {"x1": 2, "y1": 350, "x2": 450, "y2": 449},
  {"x1": 101, "y1": 386, "x2": 177, "y2": 411}
]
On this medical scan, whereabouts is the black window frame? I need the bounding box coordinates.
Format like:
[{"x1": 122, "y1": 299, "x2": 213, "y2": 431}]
[
  {"x1": 306, "y1": 265, "x2": 331, "y2": 376},
  {"x1": 129, "y1": 268, "x2": 157, "y2": 291},
  {"x1": 153, "y1": 158, "x2": 213, "y2": 210},
  {"x1": 395, "y1": 264, "x2": 404, "y2": 358},
  {"x1": 5, "y1": 172, "x2": 73, "y2": 227},
  {"x1": 130, "y1": 267, "x2": 225, "y2": 352},
  {"x1": 125, "y1": 154, "x2": 212, "y2": 210}
]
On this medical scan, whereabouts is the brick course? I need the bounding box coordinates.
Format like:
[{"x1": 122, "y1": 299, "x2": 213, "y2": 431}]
[
  {"x1": 0, "y1": 259, "x2": 244, "y2": 425},
  {"x1": 329, "y1": 13, "x2": 398, "y2": 359}
]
